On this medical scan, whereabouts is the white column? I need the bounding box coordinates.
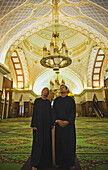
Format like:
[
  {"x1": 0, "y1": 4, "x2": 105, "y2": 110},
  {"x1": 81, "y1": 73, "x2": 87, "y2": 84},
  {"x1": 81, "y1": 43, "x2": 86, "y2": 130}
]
[
  {"x1": 0, "y1": 73, "x2": 3, "y2": 91},
  {"x1": 0, "y1": 63, "x2": 10, "y2": 91},
  {"x1": 1, "y1": 99, "x2": 5, "y2": 119},
  {"x1": 0, "y1": 63, "x2": 10, "y2": 119},
  {"x1": 104, "y1": 48, "x2": 108, "y2": 79},
  {"x1": 6, "y1": 101, "x2": 9, "y2": 118}
]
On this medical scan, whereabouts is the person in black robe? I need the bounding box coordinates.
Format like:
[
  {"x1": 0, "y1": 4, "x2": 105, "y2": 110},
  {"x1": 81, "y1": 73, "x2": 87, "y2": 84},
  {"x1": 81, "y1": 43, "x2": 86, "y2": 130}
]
[
  {"x1": 31, "y1": 87, "x2": 52, "y2": 170},
  {"x1": 53, "y1": 85, "x2": 76, "y2": 170}
]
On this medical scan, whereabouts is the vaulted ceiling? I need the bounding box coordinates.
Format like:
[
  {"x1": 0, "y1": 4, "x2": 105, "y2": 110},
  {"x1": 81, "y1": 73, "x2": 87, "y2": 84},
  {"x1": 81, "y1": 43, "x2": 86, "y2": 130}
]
[{"x1": 0, "y1": 0, "x2": 108, "y2": 94}]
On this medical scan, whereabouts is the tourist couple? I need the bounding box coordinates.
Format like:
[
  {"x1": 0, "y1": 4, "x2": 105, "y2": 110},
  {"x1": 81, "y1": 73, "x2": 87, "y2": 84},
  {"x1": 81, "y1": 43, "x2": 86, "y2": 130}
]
[{"x1": 31, "y1": 85, "x2": 76, "y2": 170}]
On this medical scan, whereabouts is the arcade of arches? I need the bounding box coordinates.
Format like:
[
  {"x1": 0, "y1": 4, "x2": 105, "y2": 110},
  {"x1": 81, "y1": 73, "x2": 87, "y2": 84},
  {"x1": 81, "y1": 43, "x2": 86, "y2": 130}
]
[{"x1": 0, "y1": 0, "x2": 108, "y2": 119}]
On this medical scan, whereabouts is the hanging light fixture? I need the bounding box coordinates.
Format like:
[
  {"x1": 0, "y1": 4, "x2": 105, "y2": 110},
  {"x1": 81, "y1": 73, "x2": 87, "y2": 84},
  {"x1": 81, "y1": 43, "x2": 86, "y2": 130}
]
[{"x1": 40, "y1": 0, "x2": 72, "y2": 71}]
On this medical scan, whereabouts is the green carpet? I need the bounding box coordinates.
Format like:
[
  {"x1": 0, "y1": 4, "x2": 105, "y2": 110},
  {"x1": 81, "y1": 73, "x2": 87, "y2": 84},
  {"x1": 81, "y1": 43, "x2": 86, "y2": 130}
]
[{"x1": 0, "y1": 117, "x2": 108, "y2": 170}]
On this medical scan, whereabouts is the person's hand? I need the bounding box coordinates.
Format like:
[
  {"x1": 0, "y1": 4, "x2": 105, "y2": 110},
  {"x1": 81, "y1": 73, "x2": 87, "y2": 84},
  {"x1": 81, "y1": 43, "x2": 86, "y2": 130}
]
[
  {"x1": 57, "y1": 120, "x2": 62, "y2": 123},
  {"x1": 57, "y1": 120, "x2": 63, "y2": 126},
  {"x1": 58, "y1": 120, "x2": 69, "y2": 127},
  {"x1": 33, "y1": 127, "x2": 37, "y2": 130},
  {"x1": 62, "y1": 121, "x2": 69, "y2": 127}
]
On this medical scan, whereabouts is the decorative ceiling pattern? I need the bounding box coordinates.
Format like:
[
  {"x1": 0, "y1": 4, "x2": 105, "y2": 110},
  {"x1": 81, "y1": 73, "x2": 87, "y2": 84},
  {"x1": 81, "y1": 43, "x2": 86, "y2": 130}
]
[
  {"x1": 79, "y1": 4, "x2": 108, "y2": 28},
  {"x1": 0, "y1": 19, "x2": 37, "y2": 63},
  {"x1": 0, "y1": 0, "x2": 107, "y2": 46},
  {"x1": 60, "y1": 6, "x2": 80, "y2": 17},
  {"x1": 20, "y1": 27, "x2": 92, "y2": 89},
  {"x1": 89, "y1": 0, "x2": 108, "y2": 11},
  {"x1": 36, "y1": 26, "x2": 78, "y2": 40},
  {"x1": 33, "y1": 6, "x2": 52, "y2": 18},
  {"x1": 0, "y1": 0, "x2": 26, "y2": 19},
  {"x1": 0, "y1": 0, "x2": 108, "y2": 94},
  {"x1": 29, "y1": 0, "x2": 47, "y2": 5},
  {"x1": 0, "y1": 6, "x2": 33, "y2": 41},
  {"x1": 77, "y1": 17, "x2": 108, "y2": 39},
  {"x1": 64, "y1": 0, "x2": 108, "y2": 10},
  {"x1": 22, "y1": 40, "x2": 43, "y2": 59},
  {"x1": 23, "y1": 27, "x2": 90, "y2": 60},
  {"x1": 60, "y1": 1, "x2": 108, "y2": 40},
  {"x1": 70, "y1": 53, "x2": 90, "y2": 81},
  {"x1": 64, "y1": 0, "x2": 81, "y2": 3}
]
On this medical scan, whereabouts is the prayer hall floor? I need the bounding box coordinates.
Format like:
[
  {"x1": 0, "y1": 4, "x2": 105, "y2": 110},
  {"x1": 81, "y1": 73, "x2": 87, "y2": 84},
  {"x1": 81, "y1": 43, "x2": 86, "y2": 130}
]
[
  {"x1": 0, "y1": 117, "x2": 108, "y2": 169},
  {"x1": 21, "y1": 155, "x2": 81, "y2": 170}
]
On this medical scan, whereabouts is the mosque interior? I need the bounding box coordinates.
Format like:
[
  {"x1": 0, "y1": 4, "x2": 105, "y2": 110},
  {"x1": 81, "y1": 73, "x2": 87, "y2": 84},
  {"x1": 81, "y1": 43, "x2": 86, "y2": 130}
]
[
  {"x1": 0, "y1": 0, "x2": 108, "y2": 119},
  {"x1": 0, "y1": 0, "x2": 108, "y2": 169}
]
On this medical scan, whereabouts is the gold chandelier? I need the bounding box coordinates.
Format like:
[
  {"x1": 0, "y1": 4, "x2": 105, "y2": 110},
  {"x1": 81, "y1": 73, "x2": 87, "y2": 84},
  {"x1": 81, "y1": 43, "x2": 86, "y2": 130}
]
[{"x1": 40, "y1": 0, "x2": 72, "y2": 71}]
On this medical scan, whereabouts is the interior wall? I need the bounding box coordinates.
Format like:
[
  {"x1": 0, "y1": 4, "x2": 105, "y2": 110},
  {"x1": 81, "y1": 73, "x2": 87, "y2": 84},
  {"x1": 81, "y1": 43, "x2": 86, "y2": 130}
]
[{"x1": 74, "y1": 88, "x2": 107, "y2": 116}]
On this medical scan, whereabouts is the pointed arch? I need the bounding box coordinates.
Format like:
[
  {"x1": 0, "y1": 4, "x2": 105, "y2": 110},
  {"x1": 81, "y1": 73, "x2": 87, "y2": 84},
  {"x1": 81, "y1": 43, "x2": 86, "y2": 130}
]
[
  {"x1": 11, "y1": 50, "x2": 25, "y2": 89},
  {"x1": 92, "y1": 48, "x2": 105, "y2": 88}
]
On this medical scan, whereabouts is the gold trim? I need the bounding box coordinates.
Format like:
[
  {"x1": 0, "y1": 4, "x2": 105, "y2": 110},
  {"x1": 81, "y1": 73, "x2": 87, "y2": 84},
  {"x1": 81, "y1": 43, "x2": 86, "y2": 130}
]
[
  {"x1": 0, "y1": 9, "x2": 107, "y2": 48},
  {"x1": 59, "y1": 21, "x2": 106, "y2": 46},
  {"x1": 26, "y1": 0, "x2": 30, "y2": 3},
  {"x1": 67, "y1": 37, "x2": 91, "y2": 51},
  {"x1": 25, "y1": 24, "x2": 89, "y2": 51},
  {"x1": 33, "y1": 29, "x2": 78, "y2": 41},
  {"x1": 4, "y1": 19, "x2": 107, "y2": 59},
  {"x1": 59, "y1": 4, "x2": 108, "y2": 32},
  {"x1": 31, "y1": 4, "x2": 53, "y2": 18},
  {"x1": 27, "y1": 0, "x2": 49, "y2": 5},
  {"x1": 44, "y1": 26, "x2": 69, "y2": 32},
  {"x1": 63, "y1": 0, "x2": 108, "y2": 14},
  {"x1": 77, "y1": 1, "x2": 108, "y2": 15},
  {"x1": 68, "y1": 68, "x2": 84, "y2": 88},
  {"x1": 0, "y1": 18, "x2": 31, "y2": 45},
  {"x1": 83, "y1": 16, "x2": 108, "y2": 32},
  {"x1": 73, "y1": 45, "x2": 86, "y2": 57},
  {"x1": 24, "y1": 39, "x2": 42, "y2": 51},
  {"x1": 23, "y1": 40, "x2": 42, "y2": 56},
  {"x1": 0, "y1": 3, "x2": 53, "y2": 24},
  {"x1": 59, "y1": 3, "x2": 82, "y2": 15},
  {"x1": 23, "y1": 37, "x2": 92, "y2": 60},
  {"x1": 0, "y1": 0, "x2": 107, "y2": 48},
  {"x1": 0, "y1": 5, "x2": 32, "y2": 24},
  {"x1": 71, "y1": 42, "x2": 93, "y2": 60}
]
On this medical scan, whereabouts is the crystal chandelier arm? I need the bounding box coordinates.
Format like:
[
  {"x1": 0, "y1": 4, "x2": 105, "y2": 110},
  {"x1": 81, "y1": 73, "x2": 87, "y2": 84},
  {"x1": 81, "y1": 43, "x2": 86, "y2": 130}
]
[
  {"x1": 52, "y1": 57, "x2": 56, "y2": 65},
  {"x1": 58, "y1": 58, "x2": 64, "y2": 65}
]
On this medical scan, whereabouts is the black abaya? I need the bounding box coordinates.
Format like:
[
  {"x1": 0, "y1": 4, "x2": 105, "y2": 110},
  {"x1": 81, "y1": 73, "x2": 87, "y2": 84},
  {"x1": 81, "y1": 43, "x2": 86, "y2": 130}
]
[
  {"x1": 31, "y1": 98, "x2": 52, "y2": 168},
  {"x1": 53, "y1": 96, "x2": 76, "y2": 168}
]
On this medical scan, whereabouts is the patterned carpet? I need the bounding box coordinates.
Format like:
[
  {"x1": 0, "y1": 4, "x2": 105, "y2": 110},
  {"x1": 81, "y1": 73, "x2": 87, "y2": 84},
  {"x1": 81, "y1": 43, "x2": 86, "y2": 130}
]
[
  {"x1": 0, "y1": 117, "x2": 108, "y2": 170},
  {"x1": 21, "y1": 155, "x2": 81, "y2": 170}
]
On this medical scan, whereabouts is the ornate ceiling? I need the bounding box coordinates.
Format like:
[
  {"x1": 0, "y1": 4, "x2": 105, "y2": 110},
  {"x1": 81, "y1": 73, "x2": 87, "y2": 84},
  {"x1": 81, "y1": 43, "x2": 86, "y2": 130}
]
[{"x1": 0, "y1": 0, "x2": 108, "y2": 94}]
